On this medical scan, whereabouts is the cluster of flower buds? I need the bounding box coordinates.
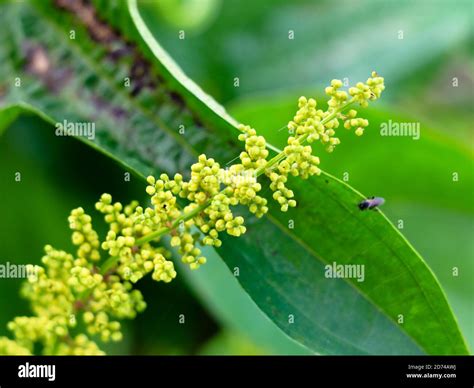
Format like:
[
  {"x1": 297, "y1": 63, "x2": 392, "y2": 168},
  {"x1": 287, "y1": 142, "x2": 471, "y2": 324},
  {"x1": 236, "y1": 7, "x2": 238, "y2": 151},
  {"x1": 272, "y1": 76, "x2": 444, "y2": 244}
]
[
  {"x1": 349, "y1": 71, "x2": 385, "y2": 107},
  {"x1": 0, "y1": 72, "x2": 384, "y2": 355},
  {"x1": 237, "y1": 124, "x2": 269, "y2": 169},
  {"x1": 0, "y1": 210, "x2": 150, "y2": 355},
  {"x1": 96, "y1": 193, "x2": 177, "y2": 283},
  {"x1": 69, "y1": 207, "x2": 101, "y2": 261},
  {"x1": 267, "y1": 72, "x2": 385, "y2": 211}
]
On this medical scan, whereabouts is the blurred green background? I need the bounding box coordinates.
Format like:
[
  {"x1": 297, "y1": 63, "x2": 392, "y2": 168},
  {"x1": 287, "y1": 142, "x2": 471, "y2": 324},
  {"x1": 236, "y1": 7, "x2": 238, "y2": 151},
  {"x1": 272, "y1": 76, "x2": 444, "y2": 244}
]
[{"x1": 0, "y1": 0, "x2": 472, "y2": 354}]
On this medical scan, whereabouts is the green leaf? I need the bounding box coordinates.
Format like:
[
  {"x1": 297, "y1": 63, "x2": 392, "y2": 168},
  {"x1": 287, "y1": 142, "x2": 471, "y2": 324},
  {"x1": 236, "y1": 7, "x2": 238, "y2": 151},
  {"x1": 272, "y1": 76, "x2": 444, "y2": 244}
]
[
  {"x1": 136, "y1": 0, "x2": 472, "y2": 102},
  {"x1": 0, "y1": 0, "x2": 468, "y2": 354},
  {"x1": 229, "y1": 93, "x2": 474, "y2": 350},
  {"x1": 0, "y1": 105, "x2": 23, "y2": 135},
  {"x1": 175, "y1": 243, "x2": 312, "y2": 355}
]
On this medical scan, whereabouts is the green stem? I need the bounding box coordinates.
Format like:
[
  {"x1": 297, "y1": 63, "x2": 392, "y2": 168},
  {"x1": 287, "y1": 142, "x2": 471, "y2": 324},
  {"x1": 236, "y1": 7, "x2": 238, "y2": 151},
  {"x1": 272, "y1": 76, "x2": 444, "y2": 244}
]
[
  {"x1": 100, "y1": 255, "x2": 120, "y2": 274},
  {"x1": 99, "y1": 99, "x2": 355, "y2": 271},
  {"x1": 135, "y1": 202, "x2": 209, "y2": 245}
]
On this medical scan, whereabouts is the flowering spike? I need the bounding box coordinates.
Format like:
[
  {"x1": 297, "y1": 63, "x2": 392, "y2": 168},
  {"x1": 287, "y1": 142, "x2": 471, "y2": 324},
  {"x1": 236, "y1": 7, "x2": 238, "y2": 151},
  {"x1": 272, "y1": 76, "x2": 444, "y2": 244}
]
[{"x1": 0, "y1": 72, "x2": 385, "y2": 355}]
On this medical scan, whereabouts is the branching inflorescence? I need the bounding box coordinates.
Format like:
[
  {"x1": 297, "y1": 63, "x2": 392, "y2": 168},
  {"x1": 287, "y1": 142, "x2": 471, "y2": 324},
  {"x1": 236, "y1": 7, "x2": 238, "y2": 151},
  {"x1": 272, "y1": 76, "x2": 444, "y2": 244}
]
[{"x1": 0, "y1": 73, "x2": 385, "y2": 355}]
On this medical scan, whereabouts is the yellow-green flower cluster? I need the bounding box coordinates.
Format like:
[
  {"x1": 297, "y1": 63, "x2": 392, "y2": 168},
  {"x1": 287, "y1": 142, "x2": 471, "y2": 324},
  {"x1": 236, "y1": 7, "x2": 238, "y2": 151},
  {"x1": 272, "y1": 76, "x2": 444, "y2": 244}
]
[
  {"x1": 145, "y1": 172, "x2": 207, "y2": 269},
  {"x1": 343, "y1": 109, "x2": 369, "y2": 136},
  {"x1": 6, "y1": 316, "x2": 69, "y2": 354},
  {"x1": 0, "y1": 337, "x2": 31, "y2": 355},
  {"x1": 0, "y1": 210, "x2": 150, "y2": 355},
  {"x1": 349, "y1": 71, "x2": 385, "y2": 107},
  {"x1": 55, "y1": 334, "x2": 105, "y2": 355},
  {"x1": 0, "y1": 72, "x2": 385, "y2": 355},
  {"x1": 266, "y1": 72, "x2": 385, "y2": 211},
  {"x1": 170, "y1": 229, "x2": 207, "y2": 269},
  {"x1": 79, "y1": 272, "x2": 146, "y2": 342},
  {"x1": 202, "y1": 124, "x2": 270, "y2": 228},
  {"x1": 142, "y1": 148, "x2": 268, "y2": 263},
  {"x1": 221, "y1": 168, "x2": 267, "y2": 213},
  {"x1": 266, "y1": 134, "x2": 321, "y2": 212},
  {"x1": 237, "y1": 124, "x2": 269, "y2": 169},
  {"x1": 181, "y1": 155, "x2": 221, "y2": 203},
  {"x1": 69, "y1": 207, "x2": 100, "y2": 261},
  {"x1": 287, "y1": 96, "x2": 340, "y2": 153},
  {"x1": 96, "y1": 193, "x2": 177, "y2": 283},
  {"x1": 183, "y1": 131, "x2": 270, "y2": 247}
]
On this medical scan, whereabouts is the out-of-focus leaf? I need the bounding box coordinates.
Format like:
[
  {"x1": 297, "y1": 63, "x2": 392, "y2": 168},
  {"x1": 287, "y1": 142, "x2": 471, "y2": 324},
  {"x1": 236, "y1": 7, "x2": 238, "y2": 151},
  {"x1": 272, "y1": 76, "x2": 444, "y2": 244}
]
[
  {"x1": 139, "y1": 0, "x2": 221, "y2": 32},
  {"x1": 386, "y1": 204, "x2": 474, "y2": 349},
  {"x1": 198, "y1": 330, "x2": 265, "y2": 355},
  {"x1": 138, "y1": 0, "x2": 472, "y2": 102}
]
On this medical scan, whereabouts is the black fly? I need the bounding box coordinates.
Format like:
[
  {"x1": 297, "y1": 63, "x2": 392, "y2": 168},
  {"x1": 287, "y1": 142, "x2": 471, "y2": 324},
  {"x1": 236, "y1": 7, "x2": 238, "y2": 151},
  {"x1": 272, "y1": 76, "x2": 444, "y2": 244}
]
[{"x1": 358, "y1": 197, "x2": 385, "y2": 211}]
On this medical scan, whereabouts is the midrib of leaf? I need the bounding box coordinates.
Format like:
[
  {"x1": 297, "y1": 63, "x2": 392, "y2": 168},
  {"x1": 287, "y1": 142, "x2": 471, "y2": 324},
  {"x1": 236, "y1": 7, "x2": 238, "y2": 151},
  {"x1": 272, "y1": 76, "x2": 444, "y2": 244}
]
[{"x1": 27, "y1": 4, "x2": 199, "y2": 159}]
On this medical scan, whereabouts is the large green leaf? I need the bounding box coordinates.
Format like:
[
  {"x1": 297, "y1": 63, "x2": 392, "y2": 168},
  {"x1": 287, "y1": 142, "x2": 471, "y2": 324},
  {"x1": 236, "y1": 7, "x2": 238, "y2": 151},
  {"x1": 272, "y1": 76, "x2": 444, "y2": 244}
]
[
  {"x1": 0, "y1": 0, "x2": 469, "y2": 354},
  {"x1": 229, "y1": 93, "x2": 474, "y2": 348}
]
